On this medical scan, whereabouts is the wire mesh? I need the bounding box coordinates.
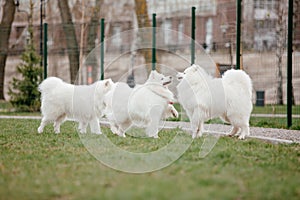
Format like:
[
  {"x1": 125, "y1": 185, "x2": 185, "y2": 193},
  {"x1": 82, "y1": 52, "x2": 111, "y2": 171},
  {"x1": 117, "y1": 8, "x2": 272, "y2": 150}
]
[{"x1": 1, "y1": 0, "x2": 299, "y2": 126}]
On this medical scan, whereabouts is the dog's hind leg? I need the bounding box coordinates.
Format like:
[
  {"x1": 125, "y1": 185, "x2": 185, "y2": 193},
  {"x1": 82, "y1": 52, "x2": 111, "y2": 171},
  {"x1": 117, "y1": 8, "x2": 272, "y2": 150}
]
[
  {"x1": 196, "y1": 122, "x2": 204, "y2": 138},
  {"x1": 238, "y1": 125, "x2": 250, "y2": 140},
  {"x1": 192, "y1": 122, "x2": 204, "y2": 139},
  {"x1": 118, "y1": 121, "x2": 132, "y2": 137},
  {"x1": 53, "y1": 113, "x2": 67, "y2": 134},
  {"x1": 146, "y1": 124, "x2": 159, "y2": 138},
  {"x1": 191, "y1": 108, "x2": 203, "y2": 139},
  {"x1": 109, "y1": 122, "x2": 119, "y2": 135},
  {"x1": 220, "y1": 114, "x2": 230, "y2": 124},
  {"x1": 38, "y1": 117, "x2": 51, "y2": 133},
  {"x1": 228, "y1": 126, "x2": 240, "y2": 137},
  {"x1": 117, "y1": 129, "x2": 126, "y2": 137}
]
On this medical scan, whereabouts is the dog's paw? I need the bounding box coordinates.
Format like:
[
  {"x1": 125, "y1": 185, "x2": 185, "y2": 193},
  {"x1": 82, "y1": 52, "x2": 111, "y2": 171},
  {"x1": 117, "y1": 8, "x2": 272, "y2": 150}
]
[
  {"x1": 54, "y1": 127, "x2": 61, "y2": 134},
  {"x1": 192, "y1": 133, "x2": 197, "y2": 139},
  {"x1": 54, "y1": 130, "x2": 60, "y2": 134},
  {"x1": 95, "y1": 131, "x2": 102, "y2": 135},
  {"x1": 238, "y1": 135, "x2": 246, "y2": 140},
  {"x1": 192, "y1": 132, "x2": 202, "y2": 139},
  {"x1": 37, "y1": 127, "x2": 43, "y2": 134},
  {"x1": 110, "y1": 127, "x2": 119, "y2": 135},
  {"x1": 115, "y1": 130, "x2": 126, "y2": 137},
  {"x1": 121, "y1": 133, "x2": 126, "y2": 138}
]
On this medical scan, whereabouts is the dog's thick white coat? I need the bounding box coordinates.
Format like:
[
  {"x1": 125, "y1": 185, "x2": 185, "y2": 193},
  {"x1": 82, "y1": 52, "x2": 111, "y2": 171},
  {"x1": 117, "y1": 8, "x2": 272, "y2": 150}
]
[
  {"x1": 104, "y1": 70, "x2": 178, "y2": 138},
  {"x1": 38, "y1": 77, "x2": 114, "y2": 134},
  {"x1": 177, "y1": 64, "x2": 252, "y2": 139},
  {"x1": 128, "y1": 81, "x2": 175, "y2": 138}
]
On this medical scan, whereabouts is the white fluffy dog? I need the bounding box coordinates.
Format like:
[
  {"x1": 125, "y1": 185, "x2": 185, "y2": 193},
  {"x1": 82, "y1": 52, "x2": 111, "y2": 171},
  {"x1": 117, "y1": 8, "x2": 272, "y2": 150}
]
[
  {"x1": 104, "y1": 70, "x2": 178, "y2": 138},
  {"x1": 176, "y1": 64, "x2": 252, "y2": 139},
  {"x1": 38, "y1": 77, "x2": 114, "y2": 134}
]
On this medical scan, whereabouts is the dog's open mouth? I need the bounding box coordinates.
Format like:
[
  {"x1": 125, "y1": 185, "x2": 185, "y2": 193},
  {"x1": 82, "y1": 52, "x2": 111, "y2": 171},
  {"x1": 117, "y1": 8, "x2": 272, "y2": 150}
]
[{"x1": 163, "y1": 81, "x2": 172, "y2": 86}]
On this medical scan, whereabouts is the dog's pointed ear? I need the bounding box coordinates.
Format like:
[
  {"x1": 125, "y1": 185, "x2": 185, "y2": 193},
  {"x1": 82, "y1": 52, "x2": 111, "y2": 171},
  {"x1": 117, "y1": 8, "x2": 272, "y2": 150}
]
[
  {"x1": 191, "y1": 64, "x2": 198, "y2": 72},
  {"x1": 105, "y1": 79, "x2": 113, "y2": 87},
  {"x1": 149, "y1": 70, "x2": 155, "y2": 79}
]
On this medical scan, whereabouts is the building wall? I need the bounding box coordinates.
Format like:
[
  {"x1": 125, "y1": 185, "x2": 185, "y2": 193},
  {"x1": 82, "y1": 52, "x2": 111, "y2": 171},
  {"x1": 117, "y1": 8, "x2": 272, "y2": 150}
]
[{"x1": 6, "y1": 0, "x2": 300, "y2": 56}]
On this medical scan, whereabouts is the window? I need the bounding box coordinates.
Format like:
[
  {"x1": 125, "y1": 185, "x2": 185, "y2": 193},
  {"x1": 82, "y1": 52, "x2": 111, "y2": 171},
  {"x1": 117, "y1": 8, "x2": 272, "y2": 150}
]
[
  {"x1": 112, "y1": 26, "x2": 122, "y2": 46},
  {"x1": 163, "y1": 19, "x2": 172, "y2": 44},
  {"x1": 178, "y1": 21, "x2": 184, "y2": 43},
  {"x1": 205, "y1": 18, "x2": 213, "y2": 48},
  {"x1": 254, "y1": 0, "x2": 279, "y2": 10}
]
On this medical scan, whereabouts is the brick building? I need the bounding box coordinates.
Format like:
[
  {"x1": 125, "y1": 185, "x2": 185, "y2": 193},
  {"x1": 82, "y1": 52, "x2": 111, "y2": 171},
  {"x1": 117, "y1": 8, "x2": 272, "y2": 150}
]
[{"x1": 5, "y1": 0, "x2": 300, "y2": 55}]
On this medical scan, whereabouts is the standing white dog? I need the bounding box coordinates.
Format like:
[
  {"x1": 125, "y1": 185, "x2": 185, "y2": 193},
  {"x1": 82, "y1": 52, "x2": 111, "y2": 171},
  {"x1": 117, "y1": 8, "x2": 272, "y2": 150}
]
[
  {"x1": 128, "y1": 75, "x2": 177, "y2": 138},
  {"x1": 176, "y1": 64, "x2": 252, "y2": 139},
  {"x1": 104, "y1": 70, "x2": 178, "y2": 138},
  {"x1": 38, "y1": 77, "x2": 114, "y2": 134}
]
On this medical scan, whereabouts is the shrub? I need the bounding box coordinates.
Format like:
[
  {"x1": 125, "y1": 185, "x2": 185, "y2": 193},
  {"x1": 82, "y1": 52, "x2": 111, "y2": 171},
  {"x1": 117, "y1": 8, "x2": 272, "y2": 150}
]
[
  {"x1": 8, "y1": 42, "x2": 42, "y2": 112},
  {"x1": 8, "y1": 13, "x2": 42, "y2": 112}
]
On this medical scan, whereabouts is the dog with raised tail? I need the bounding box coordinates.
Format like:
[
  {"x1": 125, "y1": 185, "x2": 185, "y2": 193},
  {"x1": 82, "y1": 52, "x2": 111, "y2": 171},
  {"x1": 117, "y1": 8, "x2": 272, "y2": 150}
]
[{"x1": 176, "y1": 64, "x2": 252, "y2": 140}]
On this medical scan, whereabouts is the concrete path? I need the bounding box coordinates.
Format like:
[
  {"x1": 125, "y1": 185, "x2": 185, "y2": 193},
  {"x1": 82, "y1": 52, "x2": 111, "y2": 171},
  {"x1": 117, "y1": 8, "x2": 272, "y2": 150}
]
[{"x1": 1, "y1": 115, "x2": 299, "y2": 144}]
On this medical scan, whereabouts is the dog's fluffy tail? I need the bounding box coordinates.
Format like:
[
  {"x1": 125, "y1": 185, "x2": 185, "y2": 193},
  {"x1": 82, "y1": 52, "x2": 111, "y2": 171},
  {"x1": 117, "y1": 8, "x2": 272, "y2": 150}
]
[
  {"x1": 222, "y1": 69, "x2": 252, "y2": 97},
  {"x1": 38, "y1": 77, "x2": 63, "y2": 93}
]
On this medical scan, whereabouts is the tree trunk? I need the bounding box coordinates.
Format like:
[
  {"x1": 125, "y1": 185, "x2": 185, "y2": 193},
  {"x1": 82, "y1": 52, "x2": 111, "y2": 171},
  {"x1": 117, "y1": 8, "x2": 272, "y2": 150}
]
[
  {"x1": 57, "y1": 0, "x2": 80, "y2": 84},
  {"x1": 86, "y1": 0, "x2": 103, "y2": 82},
  {"x1": 134, "y1": 0, "x2": 152, "y2": 70},
  {"x1": 0, "y1": 0, "x2": 16, "y2": 100},
  {"x1": 275, "y1": 1, "x2": 286, "y2": 105}
]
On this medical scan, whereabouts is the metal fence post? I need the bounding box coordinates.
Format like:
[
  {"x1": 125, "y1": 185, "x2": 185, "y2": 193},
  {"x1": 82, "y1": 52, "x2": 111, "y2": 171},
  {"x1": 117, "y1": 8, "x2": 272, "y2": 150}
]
[
  {"x1": 40, "y1": 0, "x2": 44, "y2": 69},
  {"x1": 100, "y1": 18, "x2": 105, "y2": 80},
  {"x1": 43, "y1": 23, "x2": 47, "y2": 80},
  {"x1": 287, "y1": 0, "x2": 293, "y2": 127},
  {"x1": 191, "y1": 7, "x2": 196, "y2": 65},
  {"x1": 152, "y1": 13, "x2": 156, "y2": 71},
  {"x1": 236, "y1": 0, "x2": 242, "y2": 70}
]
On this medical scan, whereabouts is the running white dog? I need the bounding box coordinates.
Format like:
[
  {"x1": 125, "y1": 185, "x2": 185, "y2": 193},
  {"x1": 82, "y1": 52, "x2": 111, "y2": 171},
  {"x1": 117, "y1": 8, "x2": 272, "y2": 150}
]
[
  {"x1": 104, "y1": 70, "x2": 178, "y2": 138},
  {"x1": 176, "y1": 64, "x2": 252, "y2": 139},
  {"x1": 38, "y1": 77, "x2": 114, "y2": 134}
]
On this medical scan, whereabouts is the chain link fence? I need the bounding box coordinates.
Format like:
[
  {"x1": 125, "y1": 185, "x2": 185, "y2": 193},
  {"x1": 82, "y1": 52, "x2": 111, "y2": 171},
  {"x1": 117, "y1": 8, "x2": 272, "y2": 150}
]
[{"x1": 2, "y1": 0, "x2": 299, "y2": 125}]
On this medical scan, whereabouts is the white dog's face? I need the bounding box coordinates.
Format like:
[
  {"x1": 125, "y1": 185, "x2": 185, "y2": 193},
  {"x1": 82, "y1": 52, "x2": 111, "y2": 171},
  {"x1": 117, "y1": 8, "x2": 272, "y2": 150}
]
[
  {"x1": 148, "y1": 70, "x2": 173, "y2": 86},
  {"x1": 177, "y1": 64, "x2": 199, "y2": 81},
  {"x1": 176, "y1": 72, "x2": 185, "y2": 81}
]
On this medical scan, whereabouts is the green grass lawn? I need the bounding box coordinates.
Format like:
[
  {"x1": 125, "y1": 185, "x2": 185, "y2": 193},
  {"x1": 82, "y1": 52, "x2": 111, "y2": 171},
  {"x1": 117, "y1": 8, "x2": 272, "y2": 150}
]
[
  {"x1": 249, "y1": 117, "x2": 300, "y2": 130},
  {"x1": 0, "y1": 118, "x2": 299, "y2": 200},
  {"x1": 252, "y1": 104, "x2": 300, "y2": 115}
]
